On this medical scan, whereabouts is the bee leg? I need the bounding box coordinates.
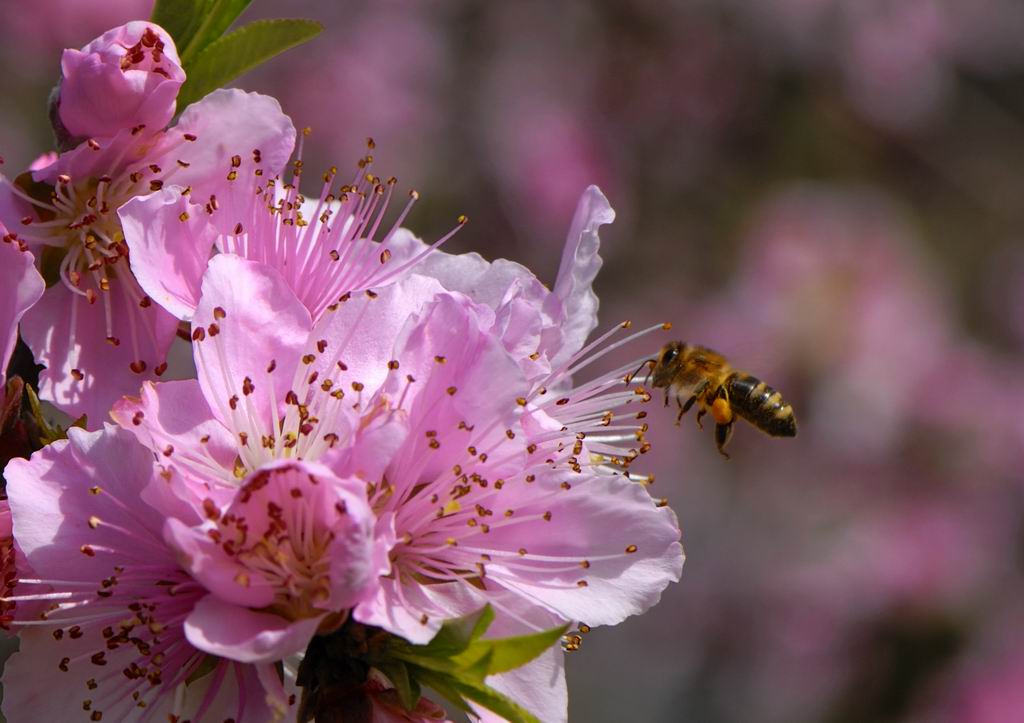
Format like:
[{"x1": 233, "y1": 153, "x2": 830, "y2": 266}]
[
  {"x1": 663, "y1": 389, "x2": 671, "y2": 407},
  {"x1": 676, "y1": 395, "x2": 697, "y2": 425},
  {"x1": 715, "y1": 422, "x2": 733, "y2": 459},
  {"x1": 689, "y1": 380, "x2": 711, "y2": 429}
]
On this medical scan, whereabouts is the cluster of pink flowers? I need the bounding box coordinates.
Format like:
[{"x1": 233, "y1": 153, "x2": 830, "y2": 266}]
[{"x1": 0, "y1": 19, "x2": 683, "y2": 722}]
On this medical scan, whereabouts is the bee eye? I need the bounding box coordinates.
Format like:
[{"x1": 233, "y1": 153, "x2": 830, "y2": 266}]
[{"x1": 662, "y1": 347, "x2": 678, "y2": 365}]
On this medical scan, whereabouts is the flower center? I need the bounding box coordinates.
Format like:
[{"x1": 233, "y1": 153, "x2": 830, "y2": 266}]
[
  {"x1": 206, "y1": 466, "x2": 366, "y2": 621},
  {"x1": 119, "y1": 26, "x2": 173, "y2": 77}
]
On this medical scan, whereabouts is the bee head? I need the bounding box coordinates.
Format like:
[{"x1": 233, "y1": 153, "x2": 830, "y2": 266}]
[{"x1": 651, "y1": 341, "x2": 684, "y2": 387}]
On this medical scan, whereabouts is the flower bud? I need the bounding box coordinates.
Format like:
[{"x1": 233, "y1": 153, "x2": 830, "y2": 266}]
[{"x1": 57, "y1": 21, "x2": 184, "y2": 140}]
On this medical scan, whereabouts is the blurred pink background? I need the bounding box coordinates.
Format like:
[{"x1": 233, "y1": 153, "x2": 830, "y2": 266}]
[{"x1": 4, "y1": 1, "x2": 1024, "y2": 721}]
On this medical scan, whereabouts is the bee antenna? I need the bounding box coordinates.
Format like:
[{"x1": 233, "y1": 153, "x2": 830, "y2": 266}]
[{"x1": 627, "y1": 358, "x2": 657, "y2": 386}]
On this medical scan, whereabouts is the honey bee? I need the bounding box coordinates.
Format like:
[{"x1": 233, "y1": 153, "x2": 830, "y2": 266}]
[{"x1": 641, "y1": 342, "x2": 796, "y2": 458}]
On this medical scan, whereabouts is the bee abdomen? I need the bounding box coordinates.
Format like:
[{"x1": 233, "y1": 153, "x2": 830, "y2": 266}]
[{"x1": 725, "y1": 373, "x2": 797, "y2": 437}]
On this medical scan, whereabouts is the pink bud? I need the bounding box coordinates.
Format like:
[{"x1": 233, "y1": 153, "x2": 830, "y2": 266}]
[{"x1": 57, "y1": 21, "x2": 184, "y2": 140}]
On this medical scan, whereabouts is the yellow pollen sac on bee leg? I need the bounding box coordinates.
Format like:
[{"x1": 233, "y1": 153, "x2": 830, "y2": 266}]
[{"x1": 711, "y1": 398, "x2": 733, "y2": 425}]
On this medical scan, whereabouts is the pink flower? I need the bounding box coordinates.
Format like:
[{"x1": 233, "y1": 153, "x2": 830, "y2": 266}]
[
  {"x1": 118, "y1": 141, "x2": 466, "y2": 323},
  {"x1": 111, "y1": 189, "x2": 681, "y2": 721},
  {"x1": 165, "y1": 459, "x2": 382, "y2": 664},
  {"x1": 2, "y1": 425, "x2": 297, "y2": 721},
  {"x1": 351, "y1": 291, "x2": 682, "y2": 647},
  {"x1": 57, "y1": 22, "x2": 185, "y2": 141},
  {"x1": 0, "y1": 88, "x2": 295, "y2": 421},
  {"x1": 116, "y1": 188, "x2": 679, "y2": 639}
]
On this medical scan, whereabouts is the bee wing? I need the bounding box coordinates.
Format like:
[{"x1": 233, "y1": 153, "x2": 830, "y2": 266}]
[{"x1": 698, "y1": 336, "x2": 782, "y2": 379}]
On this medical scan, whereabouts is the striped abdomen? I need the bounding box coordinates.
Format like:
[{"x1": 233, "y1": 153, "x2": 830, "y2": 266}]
[{"x1": 725, "y1": 373, "x2": 797, "y2": 437}]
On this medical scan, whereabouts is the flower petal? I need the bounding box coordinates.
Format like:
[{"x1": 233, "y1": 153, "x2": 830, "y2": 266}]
[
  {"x1": 111, "y1": 379, "x2": 238, "y2": 487},
  {"x1": 162, "y1": 88, "x2": 296, "y2": 193},
  {"x1": 19, "y1": 271, "x2": 180, "y2": 423},
  {"x1": 354, "y1": 578, "x2": 483, "y2": 644},
  {"x1": 184, "y1": 594, "x2": 323, "y2": 664},
  {"x1": 119, "y1": 187, "x2": 218, "y2": 320},
  {"x1": 192, "y1": 254, "x2": 312, "y2": 428},
  {"x1": 309, "y1": 273, "x2": 445, "y2": 400},
  {"x1": 2, "y1": 628, "x2": 276, "y2": 723},
  {"x1": 482, "y1": 469, "x2": 683, "y2": 627},
  {"x1": 549, "y1": 185, "x2": 614, "y2": 368},
  {"x1": 387, "y1": 228, "x2": 537, "y2": 310},
  {"x1": 380, "y1": 291, "x2": 529, "y2": 485},
  {"x1": 164, "y1": 516, "x2": 276, "y2": 608},
  {"x1": 0, "y1": 236, "x2": 43, "y2": 378},
  {"x1": 5, "y1": 425, "x2": 174, "y2": 580}
]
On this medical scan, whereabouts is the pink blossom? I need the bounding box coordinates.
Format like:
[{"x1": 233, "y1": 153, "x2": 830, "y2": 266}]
[
  {"x1": 118, "y1": 142, "x2": 465, "y2": 323},
  {"x1": 57, "y1": 22, "x2": 185, "y2": 141},
  {"x1": 0, "y1": 88, "x2": 295, "y2": 421},
  {"x1": 165, "y1": 459, "x2": 382, "y2": 664},
  {"x1": 111, "y1": 190, "x2": 681, "y2": 720},
  {"x1": 2, "y1": 425, "x2": 297, "y2": 721},
  {"x1": 112, "y1": 191, "x2": 679, "y2": 647},
  {"x1": 350, "y1": 291, "x2": 682, "y2": 646}
]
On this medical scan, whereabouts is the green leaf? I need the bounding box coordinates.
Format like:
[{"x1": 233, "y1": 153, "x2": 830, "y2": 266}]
[
  {"x1": 389, "y1": 647, "x2": 492, "y2": 685},
  {"x1": 393, "y1": 617, "x2": 567, "y2": 678},
  {"x1": 411, "y1": 670, "x2": 475, "y2": 716},
  {"x1": 176, "y1": 18, "x2": 323, "y2": 107},
  {"x1": 375, "y1": 661, "x2": 420, "y2": 712},
  {"x1": 376, "y1": 606, "x2": 564, "y2": 721},
  {"x1": 452, "y1": 678, "x2": 542, "y2": 723},
  {"x1": 414, "y1": 667, "x2": 543, "y2": 723},
  {"x1": 151, "y1": 0, "x2": 213, "y2": 51},
  {"x1": 450, "y1": 622, "x2": 570, "y2": 676},
  {"x1": 460, "y1": 646, "x2": 495, "y2": 683},
  {"x1": 418, "y1": 604, "x2": 495, "y2": 658},
  {"x1": 388, "y1": 651, "x2": 460, "y2": 675},
  {"x1": 179, "y1": 0, "x2": 253, "y2": 63}
]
